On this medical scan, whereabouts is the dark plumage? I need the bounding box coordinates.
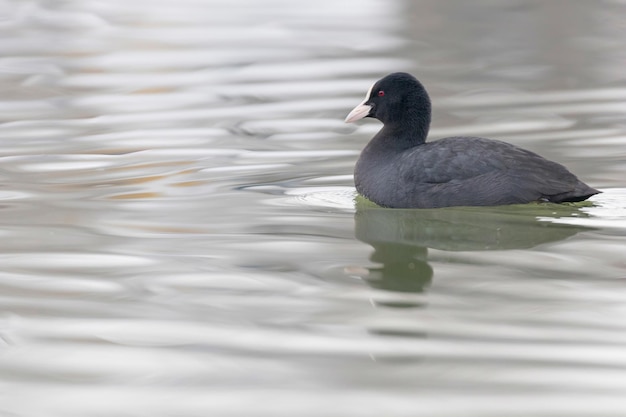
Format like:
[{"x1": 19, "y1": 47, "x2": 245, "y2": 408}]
[{"x1": 345, "y1": 72, "x2": 599, "y2": 208}]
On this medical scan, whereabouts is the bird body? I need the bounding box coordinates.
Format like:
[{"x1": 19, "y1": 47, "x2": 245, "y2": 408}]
[{"x1": 345, "y1": 73, "x2": 599, "y2": 208}]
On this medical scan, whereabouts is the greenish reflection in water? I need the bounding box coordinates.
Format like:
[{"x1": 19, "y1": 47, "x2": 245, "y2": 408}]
[{"x1": 355, "y1": 198, "x2": 595, "y2": 293}]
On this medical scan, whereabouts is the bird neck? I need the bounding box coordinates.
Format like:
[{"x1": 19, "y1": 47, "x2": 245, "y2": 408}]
[{"x1": 380, "y1": 108, "x2": 431, "y2": 149}]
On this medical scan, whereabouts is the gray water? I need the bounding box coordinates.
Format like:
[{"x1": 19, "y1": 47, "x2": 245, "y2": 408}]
[{"x1": 1, "y1": 0, "x2": 626, "y2": 416}]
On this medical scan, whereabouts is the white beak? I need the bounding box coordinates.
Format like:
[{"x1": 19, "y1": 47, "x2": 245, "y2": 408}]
[
  {"x1": 344, "y1": 82, "x2": 375, "y2": 123},
  {"x1": 344, "y1": 103, "x2": 372, "y2": 123}
]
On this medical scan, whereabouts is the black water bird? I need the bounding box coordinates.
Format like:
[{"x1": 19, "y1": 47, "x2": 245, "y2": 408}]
[{"x1": 345, "y1": 72, "x2": 599, "y2": 208}]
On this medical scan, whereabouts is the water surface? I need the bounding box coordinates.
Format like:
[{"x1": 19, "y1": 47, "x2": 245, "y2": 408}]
[{"x1": 1, "y1": 0, "x2": 626, "y2": 416}]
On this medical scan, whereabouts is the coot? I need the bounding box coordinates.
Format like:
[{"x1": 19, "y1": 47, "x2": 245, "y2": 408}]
[{"x1": 345, "y1": 72, "x2": 599, "y2": 208}]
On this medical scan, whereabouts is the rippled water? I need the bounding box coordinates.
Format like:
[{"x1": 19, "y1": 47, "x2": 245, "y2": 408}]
[{"x1": 2, "y1": 0, "x2": 626, "y2": 416}]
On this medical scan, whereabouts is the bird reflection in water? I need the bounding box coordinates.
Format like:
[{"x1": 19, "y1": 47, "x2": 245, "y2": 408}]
[{"x1": 353, "y1": 198, "x2": 595, "y2": 295}]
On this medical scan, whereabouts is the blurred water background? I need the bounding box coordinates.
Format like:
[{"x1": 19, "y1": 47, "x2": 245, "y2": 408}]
[{"x1": 1, "y1": 0, "x2": 626, "y2": 416}]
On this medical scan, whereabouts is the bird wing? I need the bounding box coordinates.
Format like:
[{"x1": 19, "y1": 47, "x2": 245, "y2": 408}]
[{"x1": 399, "y1": 137, "x2": 581, "y2": 207}]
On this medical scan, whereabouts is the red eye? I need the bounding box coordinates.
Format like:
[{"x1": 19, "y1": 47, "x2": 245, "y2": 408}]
[{"x1": 378, "y1": 90, "x2": 385, "y2": 97}]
